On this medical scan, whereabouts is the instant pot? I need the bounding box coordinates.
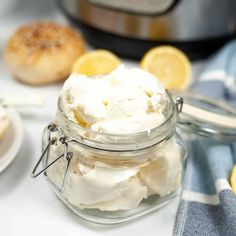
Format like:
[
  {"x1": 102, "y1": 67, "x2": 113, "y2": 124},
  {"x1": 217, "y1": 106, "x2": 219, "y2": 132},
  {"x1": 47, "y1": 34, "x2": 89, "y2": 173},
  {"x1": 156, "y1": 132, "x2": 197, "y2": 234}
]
[{"x1": 58, "y1": 0, "x2": 236, "y2": 60}]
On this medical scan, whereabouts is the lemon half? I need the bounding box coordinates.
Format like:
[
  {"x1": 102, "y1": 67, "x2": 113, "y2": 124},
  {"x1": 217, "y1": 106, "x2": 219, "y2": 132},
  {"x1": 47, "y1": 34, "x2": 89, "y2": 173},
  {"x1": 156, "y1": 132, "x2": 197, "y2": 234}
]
[
  {"x1": 140, "y1": 46, "x2": 191, "y2": 90},
  {"x1": 72, "y1": 50, "x2": 121, "y2": 76},
  {"x1": 230, "y1": 164, "x2": 236, "y2": 194}
]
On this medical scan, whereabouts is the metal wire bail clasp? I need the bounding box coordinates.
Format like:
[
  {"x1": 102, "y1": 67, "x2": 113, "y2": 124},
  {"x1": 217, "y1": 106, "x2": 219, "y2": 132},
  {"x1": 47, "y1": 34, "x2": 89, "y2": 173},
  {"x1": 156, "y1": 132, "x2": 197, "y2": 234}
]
[
  {"x1": 175, "y1": 97, "x2": 184, "y2": 113},
  {"x1": 31, "y1": 123, "x2": 73, "y2": 193}
]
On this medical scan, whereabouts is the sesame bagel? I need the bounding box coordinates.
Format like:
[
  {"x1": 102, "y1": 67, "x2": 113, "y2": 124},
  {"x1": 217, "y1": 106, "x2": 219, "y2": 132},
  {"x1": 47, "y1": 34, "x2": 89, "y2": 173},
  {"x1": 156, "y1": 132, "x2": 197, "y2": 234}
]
[{"x1": 5, "y1": 22, "x2": 85, "y2": 85}]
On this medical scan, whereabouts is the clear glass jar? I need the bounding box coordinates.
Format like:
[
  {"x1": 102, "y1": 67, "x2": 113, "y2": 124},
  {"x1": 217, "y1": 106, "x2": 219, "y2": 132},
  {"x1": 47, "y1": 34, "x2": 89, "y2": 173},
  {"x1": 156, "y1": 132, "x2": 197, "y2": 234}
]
[
  {"x1": 32, "y1": 93, "x2": 187, "y2": 225},
  {"x1": 31, "y1": 87, "x2": 236, "y2": 225}
]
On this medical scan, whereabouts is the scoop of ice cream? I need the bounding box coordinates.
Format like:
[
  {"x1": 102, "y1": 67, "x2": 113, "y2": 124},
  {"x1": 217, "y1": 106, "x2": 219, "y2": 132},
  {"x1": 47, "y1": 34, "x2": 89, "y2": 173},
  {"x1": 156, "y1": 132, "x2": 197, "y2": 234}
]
[{"x1": 61, "y1": 65, "x2": 167, "y2": 134}]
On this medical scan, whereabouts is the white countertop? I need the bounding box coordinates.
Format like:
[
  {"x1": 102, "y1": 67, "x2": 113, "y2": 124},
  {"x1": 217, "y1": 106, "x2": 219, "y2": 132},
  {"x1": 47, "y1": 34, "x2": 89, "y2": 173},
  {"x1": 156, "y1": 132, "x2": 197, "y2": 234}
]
[{"x1": 0, "y1": 1, "x2": 203, "y2": 235}]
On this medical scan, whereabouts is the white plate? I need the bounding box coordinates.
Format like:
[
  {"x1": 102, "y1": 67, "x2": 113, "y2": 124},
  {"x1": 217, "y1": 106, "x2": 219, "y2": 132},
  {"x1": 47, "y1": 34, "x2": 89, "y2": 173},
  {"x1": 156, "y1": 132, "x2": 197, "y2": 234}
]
[{"x1": 0, "y1": 107, "x2": 23, "y2": 173}]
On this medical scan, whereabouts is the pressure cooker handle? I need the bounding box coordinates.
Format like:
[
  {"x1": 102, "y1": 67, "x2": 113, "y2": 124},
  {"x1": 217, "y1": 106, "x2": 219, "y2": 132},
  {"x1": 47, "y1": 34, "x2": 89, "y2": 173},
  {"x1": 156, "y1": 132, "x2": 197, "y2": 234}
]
[{"x1": 87, "y1": 0, "x2": 181, "y2": 16}]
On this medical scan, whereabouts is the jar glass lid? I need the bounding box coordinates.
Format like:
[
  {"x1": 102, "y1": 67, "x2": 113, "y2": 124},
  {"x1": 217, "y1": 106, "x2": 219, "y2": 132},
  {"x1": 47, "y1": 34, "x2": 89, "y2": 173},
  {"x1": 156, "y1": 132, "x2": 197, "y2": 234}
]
[{"x1": 174, "y1": 91, "x2": 236, "y2": 141}]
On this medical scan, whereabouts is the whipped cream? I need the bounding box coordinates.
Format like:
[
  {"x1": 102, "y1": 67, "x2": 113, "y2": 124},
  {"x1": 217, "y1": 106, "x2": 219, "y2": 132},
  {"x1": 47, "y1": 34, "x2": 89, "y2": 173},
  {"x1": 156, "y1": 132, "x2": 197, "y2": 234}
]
[
  {"x1": 61, "y1": 65, "x2": 166, "y2": 134},
  {"x1": 48, "y1": 66, "x2": 182, "y2": 212},
  {"x1": 48, "y1": 139, "x2": 181, "y2": 211},
  {"x1": 0, "y1": 105, "x2": 7, "y2": 119}
]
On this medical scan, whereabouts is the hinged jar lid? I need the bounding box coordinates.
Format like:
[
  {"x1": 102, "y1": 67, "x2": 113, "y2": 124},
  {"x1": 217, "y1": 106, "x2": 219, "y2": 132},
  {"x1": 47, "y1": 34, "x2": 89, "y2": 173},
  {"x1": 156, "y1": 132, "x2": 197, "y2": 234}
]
[{"x1": 174, "y1": 91, "x2": 236, "y2": 141}]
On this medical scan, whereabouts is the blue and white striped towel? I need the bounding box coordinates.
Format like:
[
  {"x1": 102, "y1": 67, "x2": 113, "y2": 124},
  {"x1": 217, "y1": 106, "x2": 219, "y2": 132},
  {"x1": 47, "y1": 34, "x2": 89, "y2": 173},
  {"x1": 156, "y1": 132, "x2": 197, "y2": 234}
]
[{"x1": 174, "y1": 41, "x2": 236, "y2": 236}]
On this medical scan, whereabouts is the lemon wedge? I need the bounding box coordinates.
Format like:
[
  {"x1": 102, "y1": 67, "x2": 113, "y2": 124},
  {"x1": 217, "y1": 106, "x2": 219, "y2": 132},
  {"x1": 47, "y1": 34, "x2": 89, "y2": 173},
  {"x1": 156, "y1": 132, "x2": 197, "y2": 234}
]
[
  {"x1": 72, "y1": 50, "x2": 121, "y2": 76},
  {"x1": 230, "y1": 164, "x2": 236, "y2": 194},
  {"x1": 140, "y1": 46, "x2": 191, "y2": 90}
]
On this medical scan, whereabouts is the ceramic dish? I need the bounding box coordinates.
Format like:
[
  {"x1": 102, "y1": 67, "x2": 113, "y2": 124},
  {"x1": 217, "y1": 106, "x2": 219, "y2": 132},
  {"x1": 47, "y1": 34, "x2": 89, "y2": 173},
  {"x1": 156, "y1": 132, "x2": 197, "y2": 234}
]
[{"x1": 0, "y1": 107, "x2": 23, "y2": 173}]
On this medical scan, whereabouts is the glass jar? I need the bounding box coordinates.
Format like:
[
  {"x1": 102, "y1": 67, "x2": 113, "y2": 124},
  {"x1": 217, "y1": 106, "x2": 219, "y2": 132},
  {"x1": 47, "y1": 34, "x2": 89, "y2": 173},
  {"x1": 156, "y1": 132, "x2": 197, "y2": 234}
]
[{"x1": 32, "y1": 92, "x2": 187, "y2": 224}]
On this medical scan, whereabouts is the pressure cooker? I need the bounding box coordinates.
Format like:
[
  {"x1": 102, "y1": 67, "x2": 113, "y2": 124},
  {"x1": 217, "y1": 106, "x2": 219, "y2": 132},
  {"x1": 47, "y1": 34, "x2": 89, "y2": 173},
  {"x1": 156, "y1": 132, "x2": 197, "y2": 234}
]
[{"x1": 58, "y1": 0, "x2": 236, "y2": 60}]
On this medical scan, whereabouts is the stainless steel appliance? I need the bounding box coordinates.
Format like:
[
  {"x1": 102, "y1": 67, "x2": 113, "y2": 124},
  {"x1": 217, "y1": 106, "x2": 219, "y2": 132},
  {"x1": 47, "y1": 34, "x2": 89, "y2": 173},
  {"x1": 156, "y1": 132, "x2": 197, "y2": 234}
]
[{"x1": 58, "y1": 0, "x2": 236, "y2": 60}]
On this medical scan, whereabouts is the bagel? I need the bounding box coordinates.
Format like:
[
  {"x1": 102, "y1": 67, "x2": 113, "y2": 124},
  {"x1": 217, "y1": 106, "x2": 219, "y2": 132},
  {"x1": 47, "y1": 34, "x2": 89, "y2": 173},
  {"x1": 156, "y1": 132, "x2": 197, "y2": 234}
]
[{"x1": 5, "y1": 22, "x2": 85, "y2": 85}]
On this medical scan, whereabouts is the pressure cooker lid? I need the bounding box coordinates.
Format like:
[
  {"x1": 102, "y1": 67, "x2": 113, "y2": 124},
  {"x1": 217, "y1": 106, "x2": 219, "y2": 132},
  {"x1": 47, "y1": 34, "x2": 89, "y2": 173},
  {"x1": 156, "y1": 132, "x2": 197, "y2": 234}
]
[
  {"x1": 174, "y1": 91, "x2": 236, "y2": 141},
  {"x1": 88, "y1": 0, "x2": 177, "y2": 15}
]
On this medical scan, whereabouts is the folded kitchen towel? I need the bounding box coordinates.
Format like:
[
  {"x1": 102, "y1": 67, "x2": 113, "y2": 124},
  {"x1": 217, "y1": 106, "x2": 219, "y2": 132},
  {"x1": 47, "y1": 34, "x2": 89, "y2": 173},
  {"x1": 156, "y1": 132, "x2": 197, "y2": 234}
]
[{"x1": 173, "y1": 40, "x2": 236, "y2": 236}]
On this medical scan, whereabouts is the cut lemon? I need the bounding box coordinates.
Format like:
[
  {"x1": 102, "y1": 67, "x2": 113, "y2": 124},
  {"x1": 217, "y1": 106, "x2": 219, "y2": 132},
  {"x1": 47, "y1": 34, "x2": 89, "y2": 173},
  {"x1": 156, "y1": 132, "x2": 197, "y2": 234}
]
[
  {"x1": 230, "y1": 164, "x2": 236, "y2": 194},
  {"x1": 72, "y1": 50, "x2": 121, "y2": 76},
  {"x1": 140, "y1": 46, "x2": 191, "y2": 90}
]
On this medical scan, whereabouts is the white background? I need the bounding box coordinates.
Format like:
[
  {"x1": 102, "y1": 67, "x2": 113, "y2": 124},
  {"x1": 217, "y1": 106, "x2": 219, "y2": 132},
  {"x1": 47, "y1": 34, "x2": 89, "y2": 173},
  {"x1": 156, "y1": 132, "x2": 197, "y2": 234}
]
[{"x1": 0, "y1": 0, "x2": 203, "y2": 235}]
